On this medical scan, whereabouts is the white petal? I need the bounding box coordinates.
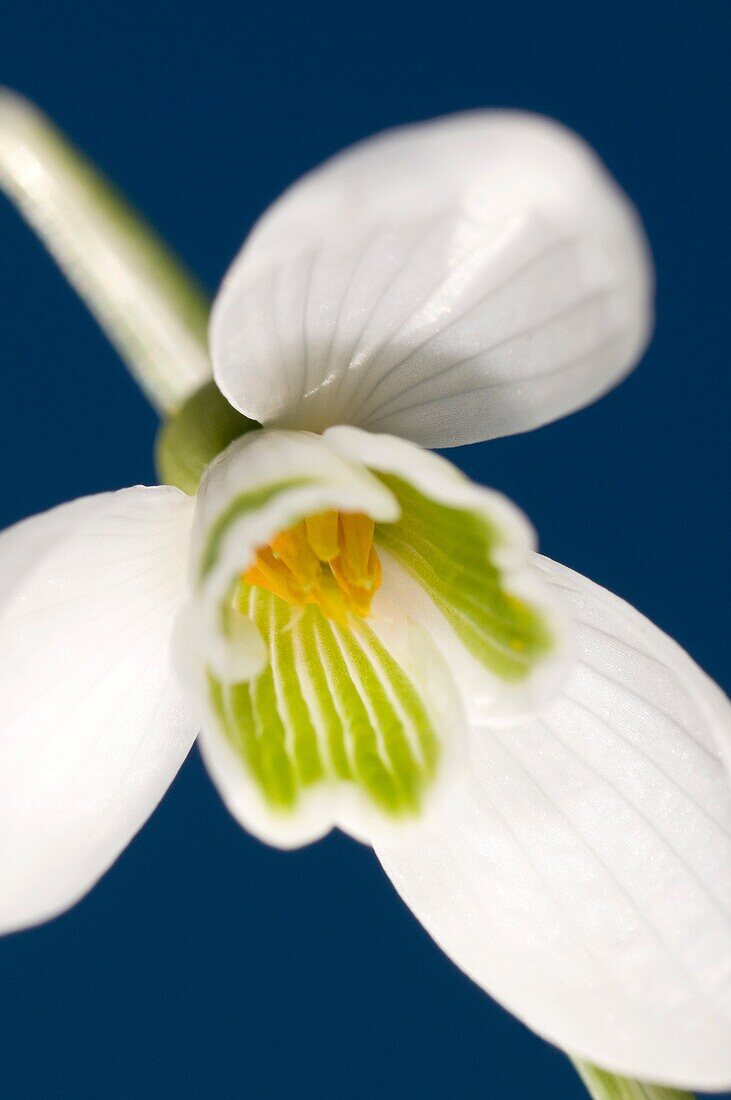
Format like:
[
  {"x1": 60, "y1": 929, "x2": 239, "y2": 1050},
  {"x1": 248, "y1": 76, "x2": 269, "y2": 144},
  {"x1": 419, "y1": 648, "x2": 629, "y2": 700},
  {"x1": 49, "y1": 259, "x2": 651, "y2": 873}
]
[
  {"x1": 0, "y1": 486, "x2": 197, "y2": 933},
  {"x1": 376, "y1": 558, "x2": 731, "y2": 1090},
  {"x1": 211, "y1": 111, "x2": 653, "y2": 446},
  {"x1": 327, "y1": 426, "x2": 571, "y2": 724}
]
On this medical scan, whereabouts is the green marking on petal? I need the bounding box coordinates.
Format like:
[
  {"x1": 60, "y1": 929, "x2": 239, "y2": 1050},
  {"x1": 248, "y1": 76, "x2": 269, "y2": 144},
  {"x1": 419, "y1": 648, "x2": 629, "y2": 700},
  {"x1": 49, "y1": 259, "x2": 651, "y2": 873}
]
[
  {"x1": 208, "y1": 589, "x2": 440, "y2": 818},
  {"x1": 208, "y1": 672, "x2": 264, "y2": 792},
  {"x1": 359, "y1": 624, "x2": 440, "y2": 777},
  {"x1": 199, "y1": 477, "x2": 314, "y2": 581},
  {"x1": 314, "y1": 616, "x2": 402, "y2": 813},
  {"x1": 300, "y1": 612, "x2": 353, "y2": 781},
  {"x1": 268, "y1": 594, "x2": 324, "y2": 787},
  {"x1": 248, "y1": 593, "x2": 299, "y2": 808},
  {"x1": 374, "y1": 473, "x2": 553, "y2": 682}
]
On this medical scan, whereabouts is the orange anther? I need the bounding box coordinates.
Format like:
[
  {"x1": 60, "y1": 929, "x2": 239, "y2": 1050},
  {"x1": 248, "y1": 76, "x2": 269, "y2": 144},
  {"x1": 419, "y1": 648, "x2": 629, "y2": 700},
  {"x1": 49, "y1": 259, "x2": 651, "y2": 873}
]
[
  {"x1": 243, "y1": 510, "x2": 382, "y2": 622},
  {"x1": 337, "y1": 513, "x2": 376, "y2": 588},
  {"x1": 270, "y1": 521, "x2": 320, "y2": 589},
  {"x1": 305, "y1": 511, "x2": 340, "y2": 563},
  {"x1": 243, "y1": 547, "x2": 307, "y2": 606}
]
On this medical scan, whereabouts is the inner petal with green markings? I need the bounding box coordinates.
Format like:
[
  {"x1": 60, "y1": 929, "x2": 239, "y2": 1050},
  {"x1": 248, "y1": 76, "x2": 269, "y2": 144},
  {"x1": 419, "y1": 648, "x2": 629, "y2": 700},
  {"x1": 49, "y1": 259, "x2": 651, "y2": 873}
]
[{"x1": 179, "y1": 426, "x2": 568, "y2": 847}]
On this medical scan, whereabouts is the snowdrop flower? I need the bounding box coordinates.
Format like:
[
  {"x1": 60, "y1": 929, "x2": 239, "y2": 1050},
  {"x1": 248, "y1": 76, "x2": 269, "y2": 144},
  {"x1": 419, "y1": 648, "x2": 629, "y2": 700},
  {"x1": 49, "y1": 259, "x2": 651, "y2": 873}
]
[{"x1": 1, "y1": 98, "x2": 729, "y2": 1093}]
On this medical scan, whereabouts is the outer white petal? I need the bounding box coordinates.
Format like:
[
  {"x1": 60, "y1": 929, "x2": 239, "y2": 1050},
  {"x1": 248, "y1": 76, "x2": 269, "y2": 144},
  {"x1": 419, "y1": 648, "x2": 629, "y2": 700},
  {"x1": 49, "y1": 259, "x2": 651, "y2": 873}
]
[
  {"x1": 0, "y1": 486, "x2": 197, "y2": 934},
  {"x1": 327, "y1": 426, "x2": 571, "y2": 724},
  {"x1": 211, "y1": 111, "x2": 653, "y2": 447},
  {"x1": 376, "y1": 558, "x2": 731, "y2": 1090}
]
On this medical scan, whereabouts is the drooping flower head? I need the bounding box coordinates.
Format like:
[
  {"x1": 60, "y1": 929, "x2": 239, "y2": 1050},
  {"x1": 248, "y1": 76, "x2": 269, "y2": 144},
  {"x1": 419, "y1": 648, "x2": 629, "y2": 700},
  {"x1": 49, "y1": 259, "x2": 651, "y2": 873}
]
[{"x1": 1, "y1": 96, "x2": 729, "y2": 1093}]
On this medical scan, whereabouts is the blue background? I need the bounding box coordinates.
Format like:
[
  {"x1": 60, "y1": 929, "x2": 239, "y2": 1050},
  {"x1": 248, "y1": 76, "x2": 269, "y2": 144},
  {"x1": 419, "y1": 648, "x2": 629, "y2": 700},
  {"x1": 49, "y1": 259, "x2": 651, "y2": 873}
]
[{"x1": 1, "y1": 1, "x2": 729, "y2": 1097}]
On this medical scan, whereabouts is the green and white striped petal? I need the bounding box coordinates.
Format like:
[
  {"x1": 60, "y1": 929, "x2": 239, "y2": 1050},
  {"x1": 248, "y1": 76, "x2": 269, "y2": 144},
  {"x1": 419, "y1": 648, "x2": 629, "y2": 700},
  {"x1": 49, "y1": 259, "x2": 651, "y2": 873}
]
[
  {"x1": 176, "y1": 427, "x2": 565, "y2": 845},
  {"x1": 200, "y1": 589, "x2": 463, "y2": 847},
  {"x1": 326, "y1": 427, "x2": 571, "y2": 724},
  {"x1": 176, "y1": 427, "x2": 460, "y2": 845}
]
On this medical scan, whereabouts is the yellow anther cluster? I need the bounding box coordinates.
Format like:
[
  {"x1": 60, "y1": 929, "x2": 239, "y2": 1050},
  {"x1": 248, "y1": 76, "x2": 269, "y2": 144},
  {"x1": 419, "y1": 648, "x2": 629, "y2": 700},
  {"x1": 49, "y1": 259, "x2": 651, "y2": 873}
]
[{"x1": 243, "y1": 511, "x2": 382, "y2": 623}]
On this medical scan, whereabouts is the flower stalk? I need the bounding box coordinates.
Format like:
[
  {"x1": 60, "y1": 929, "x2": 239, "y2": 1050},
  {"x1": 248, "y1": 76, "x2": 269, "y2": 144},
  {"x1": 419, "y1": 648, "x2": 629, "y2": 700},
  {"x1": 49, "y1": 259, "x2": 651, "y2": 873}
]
[{"x1": 0, "y1": 89, "x2": 212, "y2": 413}]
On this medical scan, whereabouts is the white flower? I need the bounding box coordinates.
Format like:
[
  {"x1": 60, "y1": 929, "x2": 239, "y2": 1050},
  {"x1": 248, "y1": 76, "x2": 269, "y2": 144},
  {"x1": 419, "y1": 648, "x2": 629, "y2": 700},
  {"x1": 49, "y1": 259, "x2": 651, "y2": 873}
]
[{"x1": 1, "y1": 109, "x2": 729, "y2": 1091}]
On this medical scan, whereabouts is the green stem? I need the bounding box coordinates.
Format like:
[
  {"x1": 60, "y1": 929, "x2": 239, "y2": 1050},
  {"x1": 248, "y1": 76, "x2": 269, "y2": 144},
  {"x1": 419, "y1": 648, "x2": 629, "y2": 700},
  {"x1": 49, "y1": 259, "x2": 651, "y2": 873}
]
[
  {"x1": 0, "y1": 89, "x2": 212, "y2": 413},
  {"x1": 573, "y1": 1060, "x2": 695, "y2": 1100}
]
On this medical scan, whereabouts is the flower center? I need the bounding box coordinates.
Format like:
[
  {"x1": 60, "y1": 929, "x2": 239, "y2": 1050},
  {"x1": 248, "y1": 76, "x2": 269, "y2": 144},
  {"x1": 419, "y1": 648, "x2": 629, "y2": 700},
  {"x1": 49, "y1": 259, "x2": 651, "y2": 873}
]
[{"x1": 243, "y1": 511, "x2": 382, "y2": 623}]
